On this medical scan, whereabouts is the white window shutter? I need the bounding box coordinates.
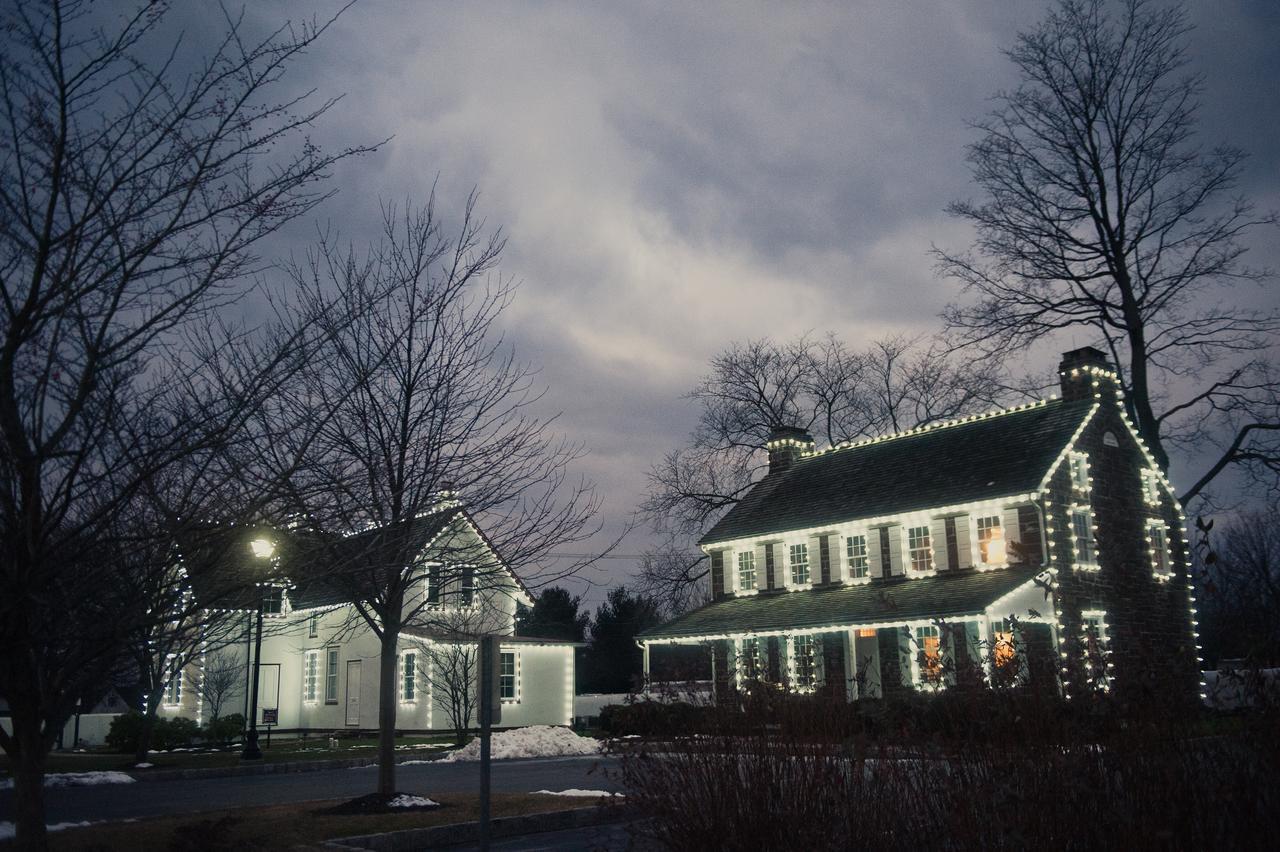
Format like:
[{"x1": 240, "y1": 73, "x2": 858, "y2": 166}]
[
  {"x1": 1001, "y1": 506, "x2": 1022, "y2": 547},
  {"x1": 867, "y1": 529, "x2": 884, "y2": 579},
  {"x1": 887, "y1": 525, "x2": 903, "y2": 576},
  {"x1": 754, "y1": 542, "x2": 769, "y2": 589},
  {"x1": 930, "y1": 517, "x2": 948, "y2": 571},
  {"x1": 954, "y1": 515, "x2": 972, "y2": 569}
]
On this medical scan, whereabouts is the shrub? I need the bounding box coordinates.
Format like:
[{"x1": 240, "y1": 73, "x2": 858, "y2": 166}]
[
  {"x1": 205, "y1": 713, "x2": 244, "y2": 747},
  {"x1": 105, "y1": 711, "x2": 146, "y2": 753},
  {"x1": 105, "y1": 711, "x2": 204, "y2": 753},
  {"x1": 599, "y1": 700, "x2": 706, "y2": 736}
]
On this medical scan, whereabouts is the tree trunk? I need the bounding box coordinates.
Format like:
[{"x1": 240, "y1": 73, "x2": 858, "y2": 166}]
[
  {"x1": 377, "y1": 628, "x2": 399, "y2": 796},
  {"x1": 9, "y1": 707, "x2": 50, "y2": 851},
  {"x1": 134, "y1": 699, "x2": 161, "y2": 767}
]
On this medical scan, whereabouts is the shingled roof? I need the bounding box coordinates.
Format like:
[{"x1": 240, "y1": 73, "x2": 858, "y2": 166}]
[
  {"x1": 638, "y1": 565, "x2": 1045, "y2": 640},
  {"x1": 700, "y1": 397, "x2": 1094, "y2": 545}
]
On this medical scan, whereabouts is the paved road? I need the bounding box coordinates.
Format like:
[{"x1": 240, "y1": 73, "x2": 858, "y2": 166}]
[{"x1": 0, "y1": 756, "x2": 621, "y2": 824}]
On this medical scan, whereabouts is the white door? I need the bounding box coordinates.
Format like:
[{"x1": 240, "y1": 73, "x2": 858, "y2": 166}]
[{"x1": 345, "y1": 660, "x2": 361, "y2": 726}]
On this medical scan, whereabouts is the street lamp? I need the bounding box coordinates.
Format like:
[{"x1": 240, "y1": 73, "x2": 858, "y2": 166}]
[{"x1": 241, "y1": 536, "x2": 275, "y2": 760}]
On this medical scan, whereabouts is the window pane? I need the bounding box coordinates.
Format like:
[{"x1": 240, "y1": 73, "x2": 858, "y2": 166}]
[
  {"x1": 846, "y1": 535, "x2": 868, "y2": 579},
  {"x1": 976, "y1": 516, "x2": 1004, "y2": 564},
  {"x1": 908, "y1": 526, "x2": 931, "y2": 572},
  {"x1": 1072, "y1": 510, "x2": 1095, "y2": 563},
  {"x1": 789, "y1": 544, "x2": 810, "y2": 585},
  {"x1": 737, "y1": 551, "x2": 756, "y2": 590}
]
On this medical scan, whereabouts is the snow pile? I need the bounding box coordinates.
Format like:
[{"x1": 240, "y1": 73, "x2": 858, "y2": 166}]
[
  {"x1": 388, "y1": 794, "x2": 439, "y2": 808},
  {"x1": 532, "y1": 789, "x2": 623, "y2": 798},
  {"x1": 0, "y1": 771, "x2": 136, "y2": 790},
  {"x1": 440, "y1": 726, "x2": 602, "y2": 762},
  {"x1": 0, "y1": 820, "x2": 127, "y2": 839},
  {"x1": 133, "y1": 762, "x2": 154, "y2": 769}
]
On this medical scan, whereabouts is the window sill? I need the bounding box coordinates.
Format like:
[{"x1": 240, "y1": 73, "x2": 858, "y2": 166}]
[
  {"x1": 325, "y1": 700, "x2": 338, "y2": 705},
  {"x1": 1072, "y1": 562, "x2": 1102, "y2": 572}
]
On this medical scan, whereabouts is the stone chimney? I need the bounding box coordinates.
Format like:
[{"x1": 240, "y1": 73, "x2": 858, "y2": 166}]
[
  {"x1": 1058, "y1": 346, "x2": 1117, "y2": 402},
  {"x1": 766, "y1": 425, "x2": 815, "y2": 474}
]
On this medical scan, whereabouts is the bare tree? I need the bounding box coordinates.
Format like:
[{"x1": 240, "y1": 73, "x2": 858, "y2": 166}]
[
  {"x1": 638, "y1": 334, "x2": 1010, "y2": 609},
  {"x1": 0, "y1": 1, "x2": 370, "y2": 843},
  {"x1": 1198, "y1": 508, "x2": 1280, "y2": 667},
  {"x1": 194, "y1": 651, "x2": 245, "y2": 723},
  {"x1": 423, "y1": 638, "x2": 480, "y2": 745},
  {"x1": 936, "y1": 0, "x2": 1279, "y2": 505},
  {"x1": 279, "y1": 196, "x2": 605, "y2": 797}
]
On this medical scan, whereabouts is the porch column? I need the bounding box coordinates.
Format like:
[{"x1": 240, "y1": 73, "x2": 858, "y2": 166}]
[{"x1": 641, "y1": 642, "x2": 650, "y2": 693}]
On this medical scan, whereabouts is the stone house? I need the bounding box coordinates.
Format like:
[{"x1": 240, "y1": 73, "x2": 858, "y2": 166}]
[{"x1": 638, "y1": 348, "x2": 1202, "y2": 705}]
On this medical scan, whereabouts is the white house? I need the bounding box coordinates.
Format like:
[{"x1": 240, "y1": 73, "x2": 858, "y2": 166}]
[{"x1": 161, "y1": 505, "x2": 576, "y2": 734}]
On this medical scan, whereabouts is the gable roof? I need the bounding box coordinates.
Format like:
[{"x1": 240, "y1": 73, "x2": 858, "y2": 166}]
[
  {"x1": 638, "y1": 566, "x2": 1045, "y2": 641},
  {"x1": 700, "y1": 397, "x2": 1095, "y2": 545},
  {"x1": 186, "y1": 508, "x2": 532, "y2": 611}
]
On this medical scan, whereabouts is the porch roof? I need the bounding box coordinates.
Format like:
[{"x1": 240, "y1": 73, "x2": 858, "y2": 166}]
[{"x1": 637, "y1": 566, "x2": 1044, "y2": 641}]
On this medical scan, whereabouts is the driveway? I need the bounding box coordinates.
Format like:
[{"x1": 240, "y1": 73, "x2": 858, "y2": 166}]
[{"x1": 2, "y1": 756, "x2": 621, "y2": 824}]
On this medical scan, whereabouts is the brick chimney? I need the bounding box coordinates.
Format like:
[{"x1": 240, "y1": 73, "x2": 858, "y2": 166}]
[
  {"x1": 766, "y1": 426, "x2": 814, "y2": 474},
  {"x1": 1058, "y1": 346, "x2": 1118, "y2": 402}
]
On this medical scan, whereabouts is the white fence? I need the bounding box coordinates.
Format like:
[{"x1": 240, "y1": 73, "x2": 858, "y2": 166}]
[{"x1": 0, "y1": 713, "x2": 119, "y2": 749}]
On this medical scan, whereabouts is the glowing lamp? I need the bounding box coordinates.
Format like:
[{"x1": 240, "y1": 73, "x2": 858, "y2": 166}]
[{"x1": 249, "y1": 537, "x2": 275, "y2": 559}]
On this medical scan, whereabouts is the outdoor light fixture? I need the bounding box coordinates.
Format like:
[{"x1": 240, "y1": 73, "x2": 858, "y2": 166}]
[{"x1": 242, "y1": 534, "x2": 275, "y2": 761}]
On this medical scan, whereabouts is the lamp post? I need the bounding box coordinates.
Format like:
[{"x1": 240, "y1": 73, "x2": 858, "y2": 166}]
[{"x1": 241, "y1": 536, "x2": 275, "y2": 760}]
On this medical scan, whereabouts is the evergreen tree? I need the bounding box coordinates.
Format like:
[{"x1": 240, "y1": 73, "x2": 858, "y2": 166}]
[
  {"x1": 516, "y1": 587, "x2": 589, "y2": 642},
  {"x1": 581, "y1": 588, "x2": 664, "y2": 693}
]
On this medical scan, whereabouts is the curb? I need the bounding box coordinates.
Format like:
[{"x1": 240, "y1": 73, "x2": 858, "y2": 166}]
[
  {"x1": 130, "y1": 754, "x2": 445, "y2": 783},
  {"x1": 323, "y1": 804, "x2": 634, "y2": 851}
]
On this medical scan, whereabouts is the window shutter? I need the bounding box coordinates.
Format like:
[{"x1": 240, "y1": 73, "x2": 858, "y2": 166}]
[
  {"x1": 896, "y1": 627, "x2": 912, "y2": 687},
  {"x1": 818, "y1": 535, "x2": 832, "y2": 584},
  {"x1": 1001, "y1": 507, "x2": 1023, "y2": 548},
  {"x1": 867, "y1": 529, "x2": 885, "y2": 579},
  {"x1": 954, "y1": 516, "x2": 973, "y2": 569},
  {"x1": 1017, "y1": 505, "x2": 1044, "y2": 565},
  {"x1": 886, "y1": 525, "x2": 903, "y2": 576},
  {"x1": 764, "y1": 543, "x2": 776, "y2": 590},
  {"x1": 710, "y1": 551, "x2": 725, "y2": 599},
  {"x1": 766, "y1": 636, "x2": 782, "y2": 682},
  {"x1": 930, "y1": 517, "x2": 948, "y2": 572}
]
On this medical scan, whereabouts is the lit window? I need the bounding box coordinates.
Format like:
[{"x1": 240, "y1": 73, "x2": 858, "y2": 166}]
[
  {"x1": 163, "y1": 656, "x2": 182, "y2": 707},
  {"x1": 992, "y1": 620, "x2": 1017, "y2": 670},
  {"x1": 459, "y1": 568, "x2": 475, "y2": 607},
  {"x1": 402, "y1": 651, "x2": 417, "y2": 702},
  {"x1": 907, "y1": 526, "x2": 932, "y2": 573},
  {"x1": 1147, "y1": 521, "x2": 1171, "y2": 577},
  {"x1": 500, "y1": 651, "x2": 518, "y2": 701},
  {"x1": 737, "y1": 551, "x2": 756, "y2": 590},
  {"x1": 976, "y1": 516, "x2": 1005, "y2": 565},
  {"x1": 1068, "y1": 453, "x2": 1090, "y2": 491},
  {"x1": 303, "y1": 650, "x2": 320, "y2": 702},
  {"x1": 308, "y1": 615, "x2": 319, "y2": 638},
  {"x1": 1081, "y1": 611, "x2": 1111, "y2": 690},
  {"x1": 1071, "y1": 508, "x2": 1096, "y2": 565},
  {"x1": 1141, "y1": 469, "x2": 1161, "y2": 505},
  {"x1": 789, "y1": 543, "x2": 810, "y2": 585},
  {"x1": 845, "y1": 535, "x2": 869, "y2": 579},
  {"x1": 915, "y1": 626, "x2": 942, "y2": 686},
  {"x1": 791, "y1": 635, "x2": 819, "y2": 689},
  {"x1": 857, "y1": 627, "x2": 877, "y2": 638},
  {"x1": 325, "y1": 648, "x2": 339, "y2": 702}
]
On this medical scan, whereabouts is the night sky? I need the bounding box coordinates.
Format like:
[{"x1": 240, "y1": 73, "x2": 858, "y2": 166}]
[{"x1": 156, "y1": 1, "x2": 1280, "y2": 604}]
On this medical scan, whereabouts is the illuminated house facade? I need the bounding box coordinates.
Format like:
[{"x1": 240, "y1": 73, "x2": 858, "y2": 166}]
[
  {"x1": 639, "y1": 348, "x2": 1202, "y2": 705},
  {"x1": 164, "y1": 507, "x2": 576, "y2": 733}
]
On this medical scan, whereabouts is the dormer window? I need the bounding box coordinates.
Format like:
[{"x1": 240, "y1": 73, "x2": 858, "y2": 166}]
[
  {"x1": 907, "y1": 526, "x2": 932, "y2": 573},
  {"x1": 976, "y1": 516, "x2": 1005, "y2": 565},
  {"x1": 737, "y1": 551, "x2": 757, "y2": 591},
  {"x1": 1068, "y1": 452, "x2": 1090, "y2": 491},
  {"x1": 845, "y1": 534, "x2": 869, "y2": 580},
  {"x1": 789, "y1": 544, "x2": 810, "y2": 585}
]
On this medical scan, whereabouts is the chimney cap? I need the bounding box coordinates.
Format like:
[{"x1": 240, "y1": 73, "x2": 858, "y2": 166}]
[
  {"x1": 766, "y1": 425, "x2": 814, "y2": 447},
  {"x1": 1058, "y1": 346, "x2": 1112, "y2": 373}
]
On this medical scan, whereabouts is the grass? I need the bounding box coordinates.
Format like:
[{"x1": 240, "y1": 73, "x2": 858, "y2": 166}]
[
  {"x1": 0, "y1": 735, "x2": 461, "y2": 775},
  {"x1": 33, "y1": 793, "x2": 601, "y2": 851}
]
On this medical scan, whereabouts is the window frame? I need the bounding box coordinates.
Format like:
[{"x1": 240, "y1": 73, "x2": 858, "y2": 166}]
[
  {"x1": 324, "y1": 647, "x2": 340, "y2": 704},
  {"x1": 788, "y1": 542, "x2": 810, "y2": 586},
  {"x1": 1147, "y1": 520, "x2": 1172, "y2": 579},
  {"x1": 308, "y1": 614, "x2": 319, "y2": 639},
  {"x1": 906, "y1": 525, "x2": 932, "y2": 573},
  {"x1": 737, "y1": 550, "x2": 756, "y2": 591},
  {"x1": 163, "y1": 655, "x2": 183, "y2": 707},
  {"x1": 790, "y1": 634, "x2": 819, "y2": 690},
  {"x1": 1068, "y1": 452, "x2": 1090, "y2": 492},
  {"x1": 1141, "y1": 468, "x2": 1161, "y2": 506},
  {"x1": 401, "y1": 650, "x2": 417, "y2": 703},
  {"x1": 1080, "y1": 610, "x2": 1112, "y2": 691},
  {"x1": 913, "y1": 625, "x2": 944, "y2": 689},
  {"x1": 499, "y1": 650, "x2": 520, "y2": 702},
  {"x1": 975, "y1": 515, "x2": 1004, "y2": 566},
  {"x1": 845, "y1": 533, "x2": 870, "y2": 581},
  {"x1": 1070, "y1": 505, "x2": 1098, "y2": 568},
  {"x1": 303, "y1": 649, "x2": 320, "y2": 703}
]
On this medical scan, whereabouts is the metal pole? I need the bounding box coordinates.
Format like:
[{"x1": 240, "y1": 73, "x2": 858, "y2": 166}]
[
  {"x1": 479, "y1": 635, "x2": 493, "y2": 851},
  {"x1": 241, "y1": 594, "x2": 265, "y2": 760},
  {"x1": 243, "y1": 610, "x2": 252, "y2": 723}
]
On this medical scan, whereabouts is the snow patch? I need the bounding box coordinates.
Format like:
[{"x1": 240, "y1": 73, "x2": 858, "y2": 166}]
[
  {"x1": 0, "y1": 771, "x2": 136, "y2": 790},
  {"x1": 388, "y1": 794, "x2": 439, "y2": 808},
  {"x1": 439, "y1": 726, "x2": 602, "y2": 762},
  {"x1": 533, "y1": 789, "x2": 623, "y2": 797},
  {"x1": 133, "y1": 762, "x2": 155, "y2": 769}
]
